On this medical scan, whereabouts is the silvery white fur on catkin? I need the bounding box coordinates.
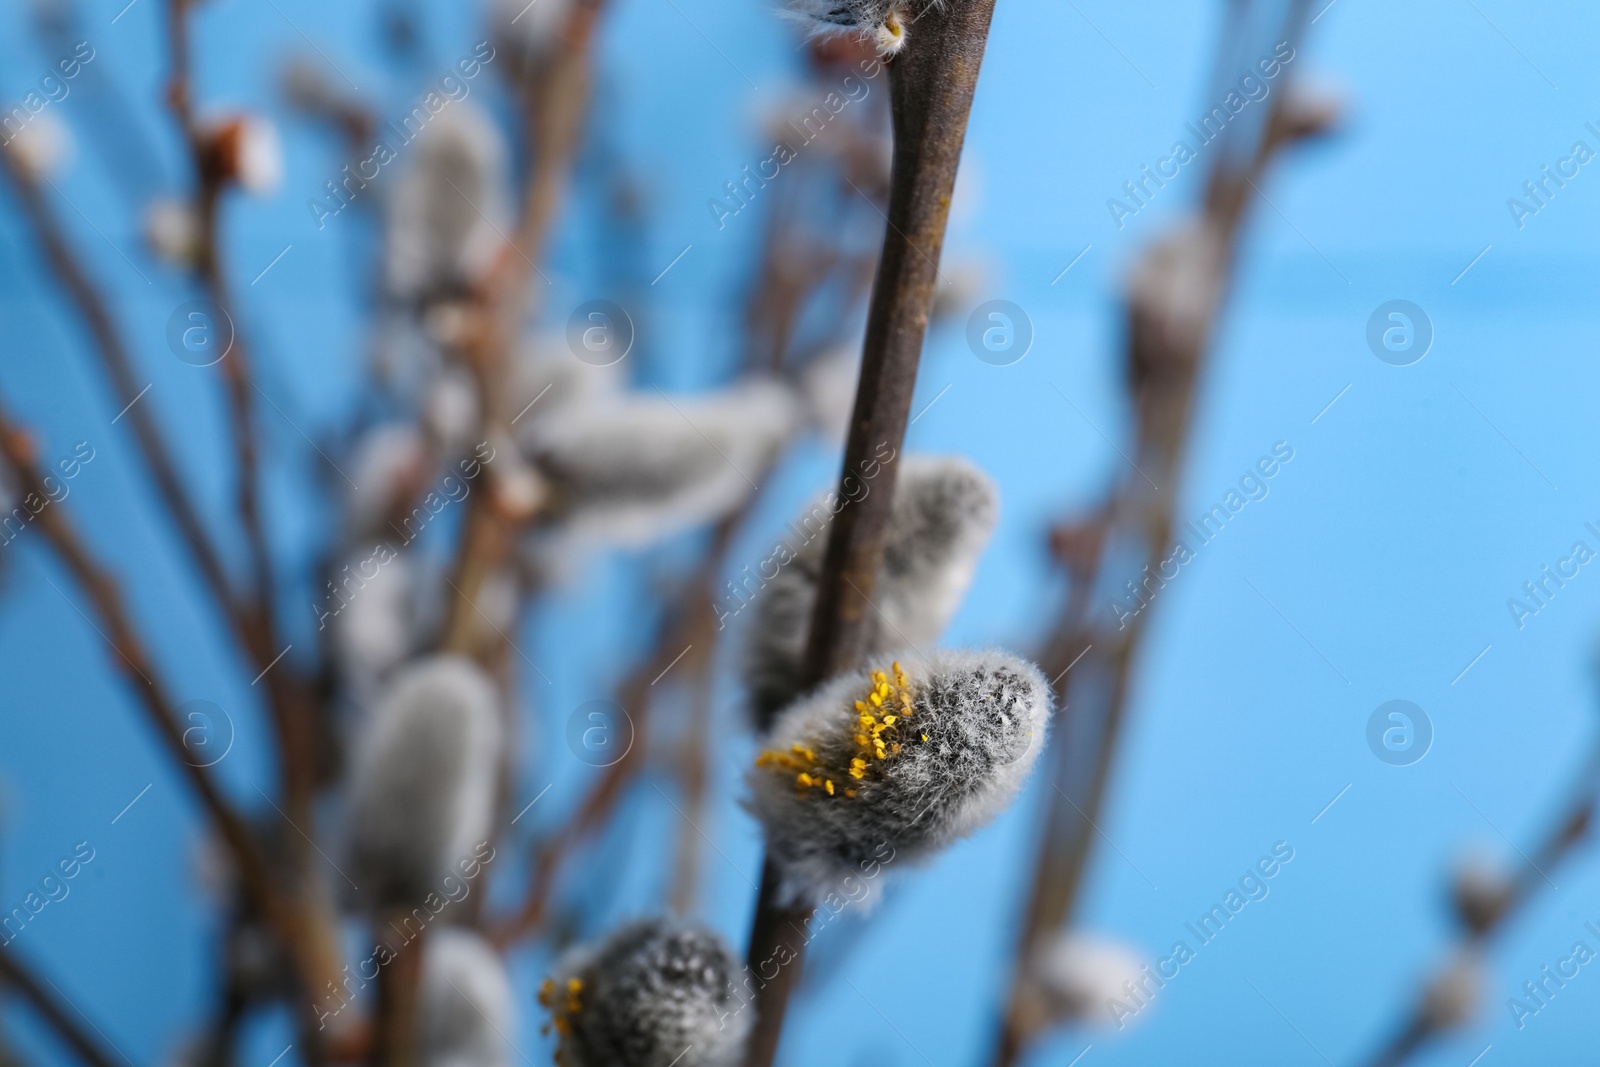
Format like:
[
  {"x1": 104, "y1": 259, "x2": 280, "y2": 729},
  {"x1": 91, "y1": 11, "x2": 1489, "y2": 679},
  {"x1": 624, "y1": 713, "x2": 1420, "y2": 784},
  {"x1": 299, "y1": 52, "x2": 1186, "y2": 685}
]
[
  {"x1": 422, "y1": 928, "x2": 512, "y2": 1067},
  {"x1": 332, "y1": 546, "x2": 416, "y2": 701},
  {"x1": 743, "y1": 455, "x2": 998, "y2": 731},
  {"x1": 549, "y1": 918, "x2": 749, "y2": 1067},
  {"x1": 526, "y1": 380, "x2": 798, "y2": 550},
  {"x1": 345, "y1": 424, "x2": 428, "y2": 540},
  {"x1": 783, "y1": 0, "x2": 922, "y2": 52},
  {"x1": 746, "y1": 648, "x2": 1049, "y2": 905},
  {"x1": 344, "y1": 655, "x2": 501, "y2": 910},
  {"x1": 385, "y1": 102, "x2": 510, "y2": 300}
]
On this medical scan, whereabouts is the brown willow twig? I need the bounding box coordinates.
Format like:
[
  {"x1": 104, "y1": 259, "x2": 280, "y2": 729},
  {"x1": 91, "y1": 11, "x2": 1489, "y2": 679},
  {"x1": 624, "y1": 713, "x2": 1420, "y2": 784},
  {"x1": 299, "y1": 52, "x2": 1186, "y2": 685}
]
[
  {"x1": 489, "y1": 511, "x2": 741, "y2": 948},
  {"x1": 162, "y1": 17, "x2": 347, "y2": 1047},
  {"x1": 164, "y1": 0, "x2": 279, "y2": 670},
  {"x1": 0, "y1": 405, "x2": 340, "y2": 1043},
  {"x1": 1360, "y1": 745, "x2": 1600, "y2": 1067},
  {"x1": 0, "y1": 944, "x2": 126, "y2": 1067},
  {"x1": 0, "y1": 149, "x2": 247, "y2": 657},
  {"x1": 989, "y1": 6, "x2": 1324, "y2": 1063},
  {"x1": 741, "y1": 5, "x2": 999, "y2": 1064},
  {"x1": 438, "y1": 0, "x2": 607, "y2": 657}
]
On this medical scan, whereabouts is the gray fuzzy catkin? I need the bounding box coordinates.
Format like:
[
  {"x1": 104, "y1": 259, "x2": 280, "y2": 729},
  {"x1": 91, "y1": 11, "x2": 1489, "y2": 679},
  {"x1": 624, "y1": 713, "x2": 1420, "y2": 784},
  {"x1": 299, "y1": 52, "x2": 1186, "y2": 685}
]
[
  {"x1": 385, "y1": 103, "x2": 509, "y2": 300},
  {"x1": 528, "y1": 380, "x2": 797, "y2": 549},
  {"x1": 344, "y1": 655, "x2": 502, "y2": 910},
  {"x1": 784, "y1": 0, "x2": 913, "y2": 53},
  {"x1": 743, "y1": 455, "x2": 998, "y2": 732},
  {"x1": 544, "y1": 918, "x2": 749, "y2": 1067},
  {"x1": 747, "y1": 648, "x2": 1049, "y2": 905},
  {"x1": 422, "y1": 928, "x2": 512, "y2": 1067}
]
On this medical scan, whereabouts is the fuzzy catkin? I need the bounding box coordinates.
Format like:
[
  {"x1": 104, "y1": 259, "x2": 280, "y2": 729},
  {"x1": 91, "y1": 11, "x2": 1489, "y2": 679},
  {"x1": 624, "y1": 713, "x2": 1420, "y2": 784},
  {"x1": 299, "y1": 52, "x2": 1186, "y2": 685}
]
[
  {"x1": 743, "y1": 455, "x2": 998, "y2": 731},
  {"x1": 344, "y1": 655, "x2": 502, "y2": 910},
  {"x1": 542, "y1": 918, "x2": 749, "y2": 1067},
  {"x1": 385, "y1": 102, "x2": 510, "y2": 300},
  {"x1": 422, "y1": 928, "x2": 512, "y2": 1067},
  {"x1": 528, "y1": 380, "x2": 797, "y2": 549},
  {"x1": 747, "y1": 648, "x2": 1049, "y2": 905},
  {"x1": 784, "y1": 0, "x2": 912, "y2": 54}
]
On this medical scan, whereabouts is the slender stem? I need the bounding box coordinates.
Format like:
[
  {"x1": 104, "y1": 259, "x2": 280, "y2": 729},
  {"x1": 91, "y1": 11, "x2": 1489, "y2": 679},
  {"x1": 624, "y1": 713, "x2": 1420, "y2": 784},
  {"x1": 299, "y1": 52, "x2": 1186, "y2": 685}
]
[
  {"x1": 0, "y1": 150, "x2": 248, "y2": 657},
  {"x1": 437, "y1": 0, "x2": 601, "y2": 655},
  {"x1": 0, "y1": 945, "x2": 125, "y2": 1067},
  {"x1": 1358, "y1": 754, "x2": 1597, "y2": 1067},
  {"x1": 0, "y1": 405, "x2": 338, "y2": 1051},
  {"x1": 744, "y1": 6, "x2": 999, "y2": 1065},
  {"x1": 369, "y1": 919, "x2": 426, "y2": 1067},
  {"x1": 990, "y1": 7, "x2": 1319, "y2": 1062}
]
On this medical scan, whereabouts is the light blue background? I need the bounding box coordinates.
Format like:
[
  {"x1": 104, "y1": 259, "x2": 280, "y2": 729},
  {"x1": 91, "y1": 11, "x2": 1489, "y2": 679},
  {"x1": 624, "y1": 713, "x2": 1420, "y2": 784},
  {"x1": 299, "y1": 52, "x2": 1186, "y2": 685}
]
[{"x1": 2, "y1": 0, "x2": 1599, "y2": 1065}]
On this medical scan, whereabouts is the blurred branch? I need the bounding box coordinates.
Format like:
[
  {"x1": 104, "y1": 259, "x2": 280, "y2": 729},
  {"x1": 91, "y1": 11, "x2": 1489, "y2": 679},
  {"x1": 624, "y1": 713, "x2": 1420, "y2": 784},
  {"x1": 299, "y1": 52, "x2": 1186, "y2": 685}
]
[
  {"x1": 1360, "y1": 748, "x2": 1599, "y2": 1067},
  {"x1": 989, "y1": 4, "x2": 1326, "y2": 1062},
  {"x1": 0, "y1": 150, "x2": 248, "y2": 663},
  {"x1": 490, "y1": 512, "x2": 740, "y2": 948},
  {"x1": 164, "y1": 0, "x2": 280, "y2": 669},
  {"x1": 0, "y1": 945, "x2": 125, "y2": 1067},
  {"x1": 742, "y1": 5, "x2": 1000, "y2": 1064},
  {"x1": 438, "y1": 0, "x2": 608, "y2": 657},
  {"x1": 0, "y1": 404, "x2": 341, "y2": 1062}
]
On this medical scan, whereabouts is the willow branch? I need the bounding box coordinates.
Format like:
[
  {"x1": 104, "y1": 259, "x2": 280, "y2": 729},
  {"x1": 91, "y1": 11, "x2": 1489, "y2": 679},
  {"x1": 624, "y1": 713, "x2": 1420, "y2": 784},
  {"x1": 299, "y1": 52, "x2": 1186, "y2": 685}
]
[
  {"x1": 990, "y1": 6, "x2": 1322, "y2": 1062},
  {"x1": 0, "y1": 407, "x2": 332, "y2": 986},
  {"x1": 0, "y1": 945, "x2": 125, "y2": 1067},
  {"x1": 0, "y1": 147, "x2": 248, "y2": 656},
  {"x1": 490, "y1": 514, "x2": 738, "y2": 948},
  {"x1": 1359, "y1": 748, "x2": 1598, "y2": 1067},
  {"x1": 438, "y1": 0, "x2": 605, "y2": 657},
  {"x1": 742, "y1": 7, "x2": 998, "y2": 1065},
  {"x1": 165, "y1": 0, "x2": 278, "y2": 660}
]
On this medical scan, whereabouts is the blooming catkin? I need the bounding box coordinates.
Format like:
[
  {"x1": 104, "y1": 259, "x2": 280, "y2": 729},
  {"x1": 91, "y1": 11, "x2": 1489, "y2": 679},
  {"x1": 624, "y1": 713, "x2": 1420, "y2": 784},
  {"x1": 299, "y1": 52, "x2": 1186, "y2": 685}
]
[
  {"x1": 747, "y1": 649, "x2": 1049, "y2": 904},
  {"x1": 785, "y1": 0, "x2": 912, "y2": 54},
  {"x1": 540, "y1": 918, "x2": 749, "y2": 1067},
  {"x1": 344, "y1": 655, "x2": 502, "y2": 910},
  {"x1": 422, "y1": 929, "x2": 512, "y2": 1067},
  {"x1": 743, "y1": 455, "x2": 998, "y2": 731},
  {"x1": 528, "y1": 380, "x2": 798, "y2": 549}
]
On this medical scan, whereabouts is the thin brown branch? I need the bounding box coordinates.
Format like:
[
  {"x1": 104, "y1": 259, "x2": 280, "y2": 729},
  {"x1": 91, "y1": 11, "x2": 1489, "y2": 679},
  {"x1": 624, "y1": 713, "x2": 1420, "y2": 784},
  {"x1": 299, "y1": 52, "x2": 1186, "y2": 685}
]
[
  {"x1": 0, "y1": 945, "x2": 127, "y2": 1067},
  {"x1": 0, "y1": 405, "x2": 340, "y2": 1054},
  {"x1": 438, "y1": 0, "x2": 604, "y2": 656},
  {"x1": 0, "y1": 148, "x2": 248, "y2": 658},
  {"x1": 990, "y1": 6, "x2": 1324, "y2": 1063},
  {"x1": 742, "y1": 6, "x2": 999, "y2": 1064},
  {"x1": 489, "y1": 514, "x2": 737, "y2": 948},
  {"x1": 1359, "y1": 753, "x2": 1597, "y2": 1067},
  {"x1": 369, "y1": 918, "x2": 426, "y2": 1067}
]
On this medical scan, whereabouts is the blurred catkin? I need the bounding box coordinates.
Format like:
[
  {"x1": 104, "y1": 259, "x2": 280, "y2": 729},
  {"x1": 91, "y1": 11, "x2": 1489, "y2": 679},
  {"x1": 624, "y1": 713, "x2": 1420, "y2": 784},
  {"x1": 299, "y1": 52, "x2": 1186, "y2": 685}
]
[
  {"x1": 540, "y1": 917, "x2": 749, "y2": 1067},
  {"x1": 344, "y1": 655, "x2": 502, "y2": 910},
  {"x1": 743, "y1": 455, "x2": 998, "y2": 730}
]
